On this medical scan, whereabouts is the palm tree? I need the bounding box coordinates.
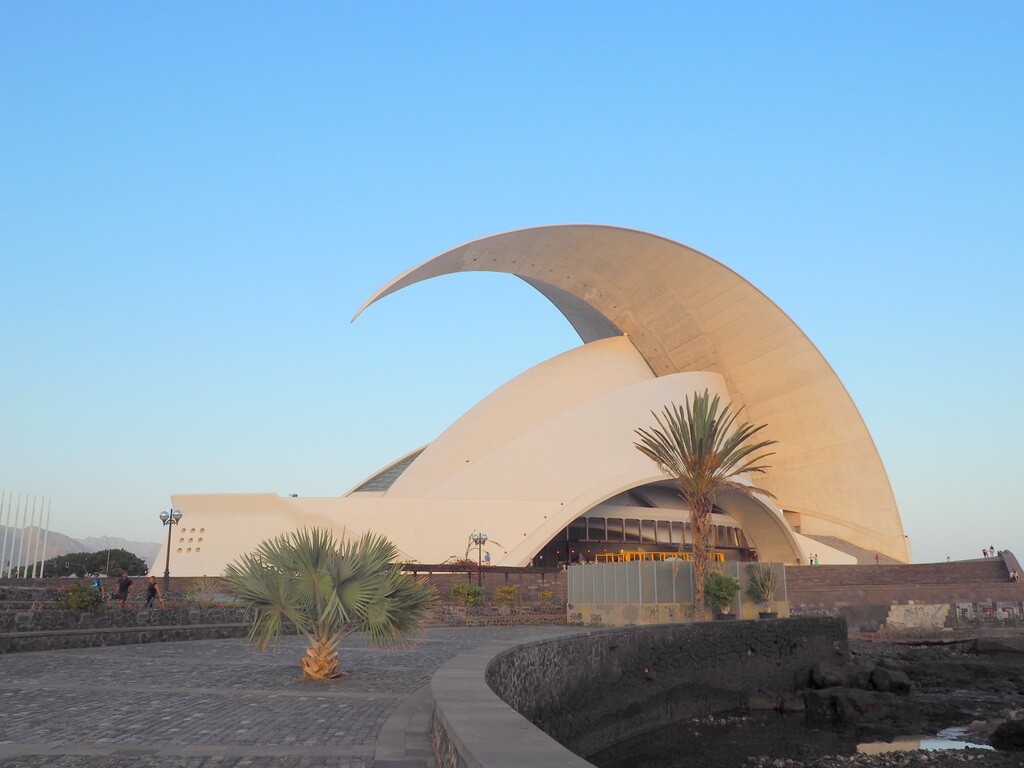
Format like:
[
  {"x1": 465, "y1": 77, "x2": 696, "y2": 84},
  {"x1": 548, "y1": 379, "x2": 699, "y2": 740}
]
[
  {"x1": 634, "y1": 390, "x2": 776, "y2": 615},
  {"x1": 224, "y1": 528, "x2": 436, "y2": 680}
]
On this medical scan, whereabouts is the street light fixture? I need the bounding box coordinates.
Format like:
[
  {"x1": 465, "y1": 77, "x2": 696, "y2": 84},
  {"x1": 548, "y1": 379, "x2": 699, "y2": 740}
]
[
  {"x1": 471, "y1": 532, "x2": 488, "y2": 585},
  {"x1": 159, "y1": 508, "x2": 183, "y2": 595}
]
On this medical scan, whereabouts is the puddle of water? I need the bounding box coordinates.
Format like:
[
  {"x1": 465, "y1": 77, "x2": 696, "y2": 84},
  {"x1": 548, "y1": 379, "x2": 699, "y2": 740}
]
[
  {"x1": 858, "y1": 734, "x2": 994, "y2": 754},
  {"x1": 588, "y1": 711, "x2": 995, "y2": 768},
  {"x1": 920, "y1": 738, "x2": 994, "y2": 751}
]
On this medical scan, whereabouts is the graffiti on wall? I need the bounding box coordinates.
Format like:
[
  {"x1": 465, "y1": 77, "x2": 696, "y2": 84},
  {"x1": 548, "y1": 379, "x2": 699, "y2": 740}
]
[
  {"x1": 885, "y1": 604, "x2": 949, "y2": 630},
  {"x1": 956, "y1": 601, "x2": 1024, "y2": 623}
]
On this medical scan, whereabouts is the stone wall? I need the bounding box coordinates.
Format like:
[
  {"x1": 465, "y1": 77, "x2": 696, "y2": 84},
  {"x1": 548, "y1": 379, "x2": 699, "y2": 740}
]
[
  {"x1": 432, "y1": 603, "x2": 565, "y2": 627},
  {"x1": 409, "y1": 568, "x2": 566, "y2": 604},
  {"x1": 481, "y1": 617, "x2": 846, "y2": 760},
  {"x1": 792, "y1": 599, "x2": 1024, "y2": 632},
  {"x1": 0, "y1": 606, "x2": 251, "y2": 654}
]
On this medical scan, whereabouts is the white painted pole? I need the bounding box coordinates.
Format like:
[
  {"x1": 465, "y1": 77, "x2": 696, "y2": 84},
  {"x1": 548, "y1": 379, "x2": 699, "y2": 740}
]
[
  {"x1": 28, "y1": 498, "x2": 39, "y2": 579},
  {"x1": 4, "y1": 492, "x2": 18, "y2": 579},
  {"x1": 39, "y1": 498, "x2": 52, "y2": 578},
  {"x1": 0, "y1": 490, "x2": 9, "y2": 579},
  {"x1": 2, "y1": 492, "x2": 18, "y2": 578},
  {"x1": 28, "y1": 496, "x2": 40, "y2": 577},
  {"x1": 20, "y1": 495, "x2": 37, "y2": 578},
  {"x1": 13, "y1": 493, "x2": 25, "y2": 579},
  {"x1": 30, "y1": 497, "x2": 43, "y2": 579}
]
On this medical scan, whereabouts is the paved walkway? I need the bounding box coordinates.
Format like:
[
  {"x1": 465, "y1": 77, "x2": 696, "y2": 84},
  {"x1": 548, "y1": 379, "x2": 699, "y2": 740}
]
[{"x1": 0, "y1": 626, "x2": 577, "y2": 768}]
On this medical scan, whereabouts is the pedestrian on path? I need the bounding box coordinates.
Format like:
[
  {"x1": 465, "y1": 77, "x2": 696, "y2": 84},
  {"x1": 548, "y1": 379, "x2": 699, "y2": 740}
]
[
  {"x1": 144, "y1": 576, "x2": 164, "y2": 608},
  {"x1": 116, "y1": 571, "x2": 133, "y2": 608},
  {"x1": 91, "y1": 573, "x2": 106, "y2": 600}
]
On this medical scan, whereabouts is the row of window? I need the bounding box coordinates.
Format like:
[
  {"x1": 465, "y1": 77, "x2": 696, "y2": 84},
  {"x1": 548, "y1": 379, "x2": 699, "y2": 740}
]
[{"x1": 558, "y1": 516, "x2": 747, "y2": 548}]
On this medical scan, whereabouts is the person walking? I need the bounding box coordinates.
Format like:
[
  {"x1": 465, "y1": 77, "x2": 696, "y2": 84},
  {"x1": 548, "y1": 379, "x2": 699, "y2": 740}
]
[
  {"x1": 144, "y1": 576, "x2": 164, "y2": 608},
  {"x1": 91, "y1": 572, "x2": 106, "y2": 601},
  {"x1": 116, "y1": 571, "x2": 134, "y2": 608}
]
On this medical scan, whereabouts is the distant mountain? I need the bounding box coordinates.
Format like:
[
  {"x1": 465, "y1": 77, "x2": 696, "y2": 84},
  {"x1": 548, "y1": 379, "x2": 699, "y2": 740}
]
[
  {"x1": 0, "y1": 526, "x2": 161, "y2": 569},
  {"x1": 78, "y1": 536, "x2": 161, "y2": 565}
]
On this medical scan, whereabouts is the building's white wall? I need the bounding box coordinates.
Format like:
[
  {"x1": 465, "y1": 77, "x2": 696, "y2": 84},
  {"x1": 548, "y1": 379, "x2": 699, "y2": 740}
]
[
  {"x1": 153, "y1": 343, "x2": 807, "y2": 575},
  {"x1": 388, "y1": 336, "x2": 654, "y2": 497}
]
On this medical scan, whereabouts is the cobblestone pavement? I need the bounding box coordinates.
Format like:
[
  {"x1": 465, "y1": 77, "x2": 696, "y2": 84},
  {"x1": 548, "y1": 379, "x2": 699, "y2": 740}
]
[{"x1": 0, "y1": 626, "x2": 577, "y2": 768}]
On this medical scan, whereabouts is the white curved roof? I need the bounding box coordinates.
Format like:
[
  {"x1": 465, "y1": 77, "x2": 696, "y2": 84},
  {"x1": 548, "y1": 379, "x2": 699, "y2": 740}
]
[{"x1": 357, "y1": 225, "x2": 909, "y2": 561}]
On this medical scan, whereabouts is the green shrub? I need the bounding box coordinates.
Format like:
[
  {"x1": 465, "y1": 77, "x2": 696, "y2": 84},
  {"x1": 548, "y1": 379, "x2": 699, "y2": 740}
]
[
  {"x1": 493, "y1": 585, "x2": 519, "y2": 605},
  {"x1": 539, "y1": 589, "x2": 554, "y2": 607},
  {"x1": 747, "y1": 563, "x2": 780, "y2": 609},
  {"x1": 54, "y1": 583, "x2": 104, "y2": 612},
  {"x1": 450, "y1": 582, "x2": 485, "y2": 606},
  {"x1": 703, "y1": 571, "x2": 740, "y2": 613}
]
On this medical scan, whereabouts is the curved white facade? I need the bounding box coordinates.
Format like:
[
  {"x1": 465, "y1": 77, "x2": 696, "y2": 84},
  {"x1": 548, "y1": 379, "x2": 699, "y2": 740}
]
[{"x1": 155, "y1": 225, "x2": 907, "y2": 577}]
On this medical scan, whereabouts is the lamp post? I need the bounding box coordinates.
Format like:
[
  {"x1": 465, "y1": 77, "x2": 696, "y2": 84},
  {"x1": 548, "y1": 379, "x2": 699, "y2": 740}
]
[
  {"x1": 159, "y1": 509, "x2": 183, "y2": 595},
  {"x1": 471, "y1": 532, "x2": 488, "y2": 585}
]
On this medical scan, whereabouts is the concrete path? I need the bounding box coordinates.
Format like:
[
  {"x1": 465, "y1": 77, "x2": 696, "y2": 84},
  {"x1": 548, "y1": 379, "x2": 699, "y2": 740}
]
[{"x1": 0, "y1": 626, "x2": 577, "y2": 768}]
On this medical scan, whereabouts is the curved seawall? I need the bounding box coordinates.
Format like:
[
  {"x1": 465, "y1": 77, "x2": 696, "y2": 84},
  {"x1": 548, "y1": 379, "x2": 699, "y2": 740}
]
[{"x1": 431, "y1": 617, "x2": 847, "y2": 767}]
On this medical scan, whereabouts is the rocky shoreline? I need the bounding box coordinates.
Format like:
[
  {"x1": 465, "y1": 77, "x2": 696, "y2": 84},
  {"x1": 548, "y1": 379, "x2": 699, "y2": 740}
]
[{"x1": 751, "y1": 636, "x2": 1024, "y2": 768}]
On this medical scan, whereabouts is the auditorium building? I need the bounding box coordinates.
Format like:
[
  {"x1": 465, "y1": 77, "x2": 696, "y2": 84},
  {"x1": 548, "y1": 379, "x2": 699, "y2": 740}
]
[{"x1": 153, "y1": 225, "x2": 909, "y2": 576}]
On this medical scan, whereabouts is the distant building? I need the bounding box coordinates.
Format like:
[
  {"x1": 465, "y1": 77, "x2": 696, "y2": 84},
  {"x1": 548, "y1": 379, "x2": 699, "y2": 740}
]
[{"x1": 154, "y1": 225, "x2": 908, "y2": 576}]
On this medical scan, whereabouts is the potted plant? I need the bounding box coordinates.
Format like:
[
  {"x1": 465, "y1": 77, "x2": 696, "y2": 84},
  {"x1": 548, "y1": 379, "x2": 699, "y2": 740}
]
[
  {"x1": 747, "y1": 562, "x2": 780, "y2": 619},
  {"x1": 703, "y1": 571, "x2": 741, "y2": 620}
]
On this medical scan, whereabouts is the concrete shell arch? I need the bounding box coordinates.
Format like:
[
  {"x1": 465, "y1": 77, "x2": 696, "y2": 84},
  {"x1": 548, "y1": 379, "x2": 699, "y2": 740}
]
[{"x1": 357, "y1": 225, "x2": 908, "y2": 562}]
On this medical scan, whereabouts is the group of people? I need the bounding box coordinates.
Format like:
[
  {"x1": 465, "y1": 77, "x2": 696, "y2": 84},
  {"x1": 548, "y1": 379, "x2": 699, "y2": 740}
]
[
  {"x1": 1010, "y1": 568, "x2": 1021, "y2": 582},
  {"x1": 982, "y1": 545, "x2": 998, "y2": 558},
  {"x1": 89, "y1": 571, "x2": 164, "y2": 608}
]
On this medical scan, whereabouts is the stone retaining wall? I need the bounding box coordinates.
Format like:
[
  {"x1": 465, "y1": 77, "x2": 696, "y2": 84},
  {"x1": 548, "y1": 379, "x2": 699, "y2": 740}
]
[
  {"x1": 0, "y1": 606, "x2": 251, "y2": 653},
  {"x1": 792, "y1": 599, "x2": 1024, "y2": 631},
  {"x1": 414, "y1": 570, "x2": 567, "y2": 604},
  {"x1": 431, "y1": 618, "x2": 846, "y2": 768},
  {"x1": 432, "y1": 604, "x2": 565, "y2": 627}
]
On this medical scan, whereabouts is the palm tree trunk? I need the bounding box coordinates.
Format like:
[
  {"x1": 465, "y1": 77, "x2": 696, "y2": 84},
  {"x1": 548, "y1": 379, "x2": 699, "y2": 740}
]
[
  {"x1": 300, "y1": 630, "x2": 343, "y2": 680},
  {"x1": 691, "y1": 499, "x2": 713, "y2": 616}
]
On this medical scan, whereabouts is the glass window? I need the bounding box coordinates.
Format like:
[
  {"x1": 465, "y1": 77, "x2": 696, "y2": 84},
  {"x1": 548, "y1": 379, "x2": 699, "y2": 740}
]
[
  {"x1": 568, "y1": 518, "x2": 587, "y2": 542},
  {"x1": 641, "y1": 520, "x2": 658, "y2": 543},
  {"x1": 587, "y1": 517, "x2": 606, "y2": 541},
  {"x1": 670, "y1": 522, "x2": 684, "y2": 545},
  {"x1": 657, "y1": 520, "x2": 671, "y2": 544},
  {"x1": 605, "y1": 518, "x2": 623, "y2": 542},
  {"x1": 624, "y1": 519, "x2": 641, "y2": 543}
]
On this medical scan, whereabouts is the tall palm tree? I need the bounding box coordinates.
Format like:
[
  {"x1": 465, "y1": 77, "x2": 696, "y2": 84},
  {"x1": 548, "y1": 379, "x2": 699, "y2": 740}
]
[
  {"x1": 224, "y1": 528, "x2": 436, "y2": 680},
  {"x1": 634, "y1": 390, "x2": 776, "y2": 615}
]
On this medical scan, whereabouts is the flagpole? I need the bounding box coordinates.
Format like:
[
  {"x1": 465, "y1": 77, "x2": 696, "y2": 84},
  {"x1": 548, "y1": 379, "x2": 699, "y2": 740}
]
[{"x1": 39, "y1": 498, "x2": 52, "y2": 578}]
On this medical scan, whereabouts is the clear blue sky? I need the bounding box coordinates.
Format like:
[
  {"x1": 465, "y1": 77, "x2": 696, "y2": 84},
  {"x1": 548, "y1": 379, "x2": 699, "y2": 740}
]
[{"x1": 1, "y1": 4, "x2": 1021, "y2": 563}]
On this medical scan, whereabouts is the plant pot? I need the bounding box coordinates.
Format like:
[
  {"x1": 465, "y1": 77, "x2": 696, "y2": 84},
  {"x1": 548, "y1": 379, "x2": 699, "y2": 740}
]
[
  {"x1": 714, "y1": 612, "x2": 737, "y2": 621},
  {"x1": 758, "y1": 611, "x2": 779, "y2": 620}
]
